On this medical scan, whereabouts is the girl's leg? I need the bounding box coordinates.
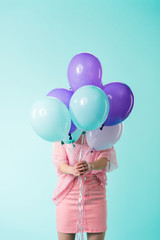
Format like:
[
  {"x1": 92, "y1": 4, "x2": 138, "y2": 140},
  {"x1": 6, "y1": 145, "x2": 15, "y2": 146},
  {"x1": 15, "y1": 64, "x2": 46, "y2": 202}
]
[
  {"x1": 87, "y1": 232, "x2": 106, "y2": 240},
  {"x1": 58, "y1": 232, "x2": 75, "y2": 240}
]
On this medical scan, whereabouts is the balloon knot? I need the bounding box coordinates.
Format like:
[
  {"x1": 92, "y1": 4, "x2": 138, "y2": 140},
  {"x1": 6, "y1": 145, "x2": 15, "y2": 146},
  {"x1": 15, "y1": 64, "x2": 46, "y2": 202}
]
[
  {"x1": 69, "y1": 133, "x2": 72, "y2": 140},
  {"x1": 72, "y1": 143, "x2": 75, "y2": 148},
  {"x1": 91, "y1": 147, "x2": 95, "y2": 153},
  {"x1": 91, "y1": 148, "x2": 94, "y2": 153},
  {"x1": 100, "y1": 124, "x2": 104, "y2": 131},
  {"x1": 61, "y1": 141, "x2": 64, "y2": 145},
  {"x1": 82, "y1": 131, "x2": 86, "y2": 135}
]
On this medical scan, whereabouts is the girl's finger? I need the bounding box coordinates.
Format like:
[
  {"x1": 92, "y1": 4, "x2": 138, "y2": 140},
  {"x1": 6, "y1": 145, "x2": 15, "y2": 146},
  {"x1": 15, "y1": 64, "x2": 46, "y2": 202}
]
[
  {"x1": 77, "y1": 168, "x2": 88, "y2": 172},
  {"x1": 76, "y1": 164, "x2": 87, "y2": 169},
  {"x1": 76, "y1": 161, "x2": 85, "y2": 165},
  {"x1": 78, "y1": 162, "x2": 87, "y2": 167},
  {"x1": 76, "y1": 165, "x2": 84, "y2": 169},
  {"x1": 76, "y1": 166, "x2": 87, "y2": 170}
]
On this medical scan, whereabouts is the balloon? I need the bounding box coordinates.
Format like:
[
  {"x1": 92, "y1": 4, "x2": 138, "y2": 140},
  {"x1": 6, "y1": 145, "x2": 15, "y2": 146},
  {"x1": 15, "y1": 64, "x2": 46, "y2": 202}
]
[
  {"x1": 99, "y1": 82, "x2": 104, "y2": 89},
  {"x1": 30, "y1": 97, "x2": 71, "y2": 142},
  {"x1": 86, "y1": 122, "x2": 123, "y2": 150},
  {"x1": 46, "y1": 88, "x2": 76, "y2": 133},
  {"x1": 62, "y1": 128, "x2": 82, "y2": 144},
  {"x1": 67, "y1": 53, "x2": 102, "y2": 91},
  {"x1": 102, "y1": 82, "x2": 134, "y2": 126},
  {"x1": 69, "y1": 85, "x2": 109, "y2": 131},
  {"x1": 46, "y1": 88, "x2": 73, "y2": 108}
]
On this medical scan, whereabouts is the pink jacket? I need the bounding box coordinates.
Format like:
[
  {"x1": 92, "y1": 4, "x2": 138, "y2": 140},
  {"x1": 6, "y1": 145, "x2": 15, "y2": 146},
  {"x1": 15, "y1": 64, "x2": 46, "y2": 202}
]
[{"x1": 52, "y1": 140, "x2": 118, "y2": 206}]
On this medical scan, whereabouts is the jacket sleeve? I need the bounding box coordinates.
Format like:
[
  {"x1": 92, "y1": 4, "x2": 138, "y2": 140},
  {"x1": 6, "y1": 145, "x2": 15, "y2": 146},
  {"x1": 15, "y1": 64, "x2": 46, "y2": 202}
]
[
  {"x1": 52, "y1": 142, "x2": 69, "y2": 176},
  {"x1": 98, "y1": 146, "x2": 118, "y2": 172}
]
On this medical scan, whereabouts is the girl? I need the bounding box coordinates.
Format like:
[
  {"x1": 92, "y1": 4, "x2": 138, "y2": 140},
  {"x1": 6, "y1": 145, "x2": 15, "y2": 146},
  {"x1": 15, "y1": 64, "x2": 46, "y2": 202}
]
[{"x1": 52, "y1": 133, "x2": 118, "y2": 240}]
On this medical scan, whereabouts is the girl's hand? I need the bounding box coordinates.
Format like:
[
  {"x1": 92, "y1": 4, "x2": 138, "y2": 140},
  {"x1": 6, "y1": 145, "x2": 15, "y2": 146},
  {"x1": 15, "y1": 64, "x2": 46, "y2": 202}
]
[
  {"x1": 74, "y1": 160, "x2": 90, "y2": 175},
  {"x1": 71, "y1": 165, "x2": 81, "y2": 177}
]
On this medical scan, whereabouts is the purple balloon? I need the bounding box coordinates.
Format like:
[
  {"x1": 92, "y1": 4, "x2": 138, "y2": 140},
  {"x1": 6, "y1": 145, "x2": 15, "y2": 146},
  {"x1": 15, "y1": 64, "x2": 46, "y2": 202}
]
[
  {"x1": 102, "y1": 82, "x2": 134, "y2": 126},
  {"x1": 67, "y1": 53, "x2": 102, "y2": 91},
  {"x1": 99, "y1": 82, "x2": 104, "y2": 89},
  {"x1": 46, "y1": 88, "x2": 76, "y2": 134}
]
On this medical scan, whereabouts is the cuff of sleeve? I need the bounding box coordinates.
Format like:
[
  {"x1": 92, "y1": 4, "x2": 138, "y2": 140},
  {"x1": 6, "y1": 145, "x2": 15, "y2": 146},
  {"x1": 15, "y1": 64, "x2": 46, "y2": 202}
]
[
  {"x1": 86, "y1": 162, "x2": 92, "y2": 172},
  {"x1": 99, "y1": 147, "x2": 118, "y2": 172}
]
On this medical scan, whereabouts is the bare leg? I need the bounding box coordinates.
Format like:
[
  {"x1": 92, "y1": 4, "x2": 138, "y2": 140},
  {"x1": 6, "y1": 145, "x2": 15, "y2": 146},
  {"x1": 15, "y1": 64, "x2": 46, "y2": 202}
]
[
  {"x1": 57, "y1": 232, "x2": 75, "y2": 240},
  {"x1": 87, "y1": 232, "x2": 106, "y2": 240}
]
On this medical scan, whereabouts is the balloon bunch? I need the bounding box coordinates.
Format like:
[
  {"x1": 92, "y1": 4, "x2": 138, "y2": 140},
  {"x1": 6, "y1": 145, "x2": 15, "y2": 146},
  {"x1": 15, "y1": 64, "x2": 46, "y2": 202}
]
[
  {"x1": 30, "y1": 53, "x2": 134, "y2": 239},
  {"x1": 30, "y1": 52, "x2": 134, "y2": 150}
]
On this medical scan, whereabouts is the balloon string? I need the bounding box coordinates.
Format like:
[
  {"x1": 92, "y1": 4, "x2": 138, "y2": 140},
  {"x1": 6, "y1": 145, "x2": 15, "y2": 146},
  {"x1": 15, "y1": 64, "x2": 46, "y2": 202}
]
[
  {"x1": 76, "y1": 177, "x2": 84, "y2": 239},
  {"x1": 76, "y1": 133, "x2": 85, "y2": 240},
  {"x1": 72, "y1": 144, "x2": 80, "y2": 162},
  {"x1": 76, "y1": 178, "x2": 84, "y2": 239},
  {"x1": 80, "y1": 133, "x2": 84, "y2": 160},
  {"x1": 64, "y1": 144, "x2": 79, "y2": 162},
  {"x1": 82, "y1": 147, "x2": 91, "y2": 159}
]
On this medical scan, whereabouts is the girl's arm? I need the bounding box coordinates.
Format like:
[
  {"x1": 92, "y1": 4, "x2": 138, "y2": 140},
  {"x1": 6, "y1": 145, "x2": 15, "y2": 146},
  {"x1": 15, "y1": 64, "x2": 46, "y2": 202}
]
[
  {"x1": 74, "y1": 158, "x2": 109, "y2": 173},
  {"x1": 58, "y1": 163, "x2": 73, "y2": 175},
  {"x1": 58, "y1": 158, "x2": 109, "y2": 175},
  {"x1": 88, "y1": 157, "x2": 109, "y2": 171}
]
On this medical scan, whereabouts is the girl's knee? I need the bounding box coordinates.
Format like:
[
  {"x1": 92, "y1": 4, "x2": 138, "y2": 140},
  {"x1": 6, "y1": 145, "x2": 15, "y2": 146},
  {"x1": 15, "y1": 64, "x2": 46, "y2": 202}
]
[
  {"x1": 58, "y1": 232, "x2": 75, "y2": 240},
  {"x1": 87, "y1": 231, "x2": 106, "y2": 240}
]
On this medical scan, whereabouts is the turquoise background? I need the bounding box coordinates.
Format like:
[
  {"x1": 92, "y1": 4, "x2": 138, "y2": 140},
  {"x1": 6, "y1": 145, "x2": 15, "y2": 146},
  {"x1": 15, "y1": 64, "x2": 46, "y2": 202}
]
[{"x1": 0, "y1": 0, "x2": 159, "y2": 239}]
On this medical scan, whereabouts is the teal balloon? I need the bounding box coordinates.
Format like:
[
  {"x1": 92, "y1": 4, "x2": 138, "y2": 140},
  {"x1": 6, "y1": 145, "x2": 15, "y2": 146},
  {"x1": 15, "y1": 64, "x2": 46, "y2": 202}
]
[
  {"x1": 69, "y1": 85, "x2": 109, "y2": 131},
  {"x1": 62, "y1": 128, "x2": 82, "y2": 144},
  {"x1": 30, "y1": 97, "x2": 71, "y2": 142}
]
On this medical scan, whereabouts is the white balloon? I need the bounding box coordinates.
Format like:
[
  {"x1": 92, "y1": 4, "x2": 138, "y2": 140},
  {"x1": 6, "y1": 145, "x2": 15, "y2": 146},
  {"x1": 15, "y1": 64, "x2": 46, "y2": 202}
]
[{"x1": 86, "y1": 123, "x2": 123, "y2": 150}]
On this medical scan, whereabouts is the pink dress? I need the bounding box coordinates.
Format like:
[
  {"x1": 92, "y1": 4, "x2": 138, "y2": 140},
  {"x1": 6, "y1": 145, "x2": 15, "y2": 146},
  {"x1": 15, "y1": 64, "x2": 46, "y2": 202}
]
[{"x1": 52, "y1": 139, "x2": 118, "y2": 233}]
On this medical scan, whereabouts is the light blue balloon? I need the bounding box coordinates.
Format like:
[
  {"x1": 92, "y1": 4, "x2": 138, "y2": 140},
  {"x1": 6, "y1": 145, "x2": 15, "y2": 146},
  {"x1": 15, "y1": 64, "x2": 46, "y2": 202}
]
[
  {"x1": 30, "y1": 97, "x2": 71, "y2": 142},
  {"x1": 69, "y1": 85, "x2": 109, "y2": 131},
  {"x1": 62, "y1": 128, "x2": 82, "y2": 144}
]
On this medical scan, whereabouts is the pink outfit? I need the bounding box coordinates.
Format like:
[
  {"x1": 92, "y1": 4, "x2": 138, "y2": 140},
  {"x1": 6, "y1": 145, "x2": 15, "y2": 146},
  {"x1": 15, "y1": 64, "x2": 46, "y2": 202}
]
[
  {"x1": 56, "y1": 174, "x2": 107, "y2": 233},
  {"x1": 52, "y1": 139, "x2": 118, "y2": 233}
]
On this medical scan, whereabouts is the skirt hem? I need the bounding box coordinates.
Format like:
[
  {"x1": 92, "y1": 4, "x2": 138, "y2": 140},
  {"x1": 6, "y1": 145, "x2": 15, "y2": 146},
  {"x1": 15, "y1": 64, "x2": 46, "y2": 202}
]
[{"x1": 56, "y1": 226, "x2": 108, "y2": 233}]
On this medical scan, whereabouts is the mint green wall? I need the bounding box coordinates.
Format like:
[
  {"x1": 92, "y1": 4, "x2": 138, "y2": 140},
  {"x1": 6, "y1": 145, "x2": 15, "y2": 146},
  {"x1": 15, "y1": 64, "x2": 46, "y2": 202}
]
[{"x1": 0, "y1": 1, "x2": 159, "y2": 239}]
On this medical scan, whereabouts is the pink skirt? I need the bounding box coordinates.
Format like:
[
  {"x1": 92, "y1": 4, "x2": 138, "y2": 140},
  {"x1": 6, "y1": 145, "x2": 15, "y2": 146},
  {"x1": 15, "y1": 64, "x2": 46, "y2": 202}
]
[{"x1": 56, "y1": 174, "x2": 107, "y2": 233}]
